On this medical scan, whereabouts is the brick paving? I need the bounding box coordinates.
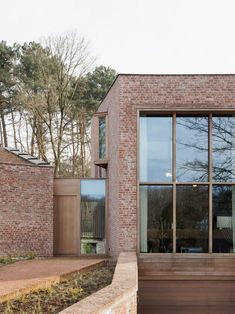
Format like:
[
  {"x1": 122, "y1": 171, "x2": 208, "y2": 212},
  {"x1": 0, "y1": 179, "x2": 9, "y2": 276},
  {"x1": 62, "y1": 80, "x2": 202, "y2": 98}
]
[{"x1": 0, "y1": 257, "x2": 105, "y2": 302}]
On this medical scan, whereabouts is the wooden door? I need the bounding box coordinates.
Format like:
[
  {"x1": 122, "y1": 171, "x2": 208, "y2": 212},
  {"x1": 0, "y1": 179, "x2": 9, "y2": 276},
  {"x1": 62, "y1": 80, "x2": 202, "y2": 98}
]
[{"x1": 54, "y1": 179, "x2": 80, "y2": 255}]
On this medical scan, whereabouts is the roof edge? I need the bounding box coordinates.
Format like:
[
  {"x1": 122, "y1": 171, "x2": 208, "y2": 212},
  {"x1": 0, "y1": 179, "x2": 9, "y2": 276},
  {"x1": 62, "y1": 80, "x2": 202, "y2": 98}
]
[
  {"x1": 3, "y1": 147, "x2": 53, "y2": 167},
  {"x1": 98, "y1": 73, "x2": 235, "y2": 109},
  {"x1": 117, "y1": 73, "x2": 235, "y2": 76}
]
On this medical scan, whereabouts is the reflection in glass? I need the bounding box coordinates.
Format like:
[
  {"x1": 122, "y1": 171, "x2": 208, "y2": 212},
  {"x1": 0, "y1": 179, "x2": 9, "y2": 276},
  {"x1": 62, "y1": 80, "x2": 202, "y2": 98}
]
[
  {"x1": 176, "y1": 185, "x2": 208, "y2": 253},
  {"x1": 140, "y1": 116, "x2": 172, "y2": 182},
  {"x1": 176, "y1": 116, "x2": 208, "y2": 182},
  {"x1": 213, "y1": 185, "x2": 235, "y2": 253},
  {"x1": 80, "y1": 180, "x2": 105, "y2": 254},
  {"x1": 99, "y1": 117, "x2": 106, "y2": 159},
  {"x1": 212, "y1": 116, "x2": 235, "y2": 182},
  {"x1": 140, "y1": 185, "x2": 173, "y2": 253}
]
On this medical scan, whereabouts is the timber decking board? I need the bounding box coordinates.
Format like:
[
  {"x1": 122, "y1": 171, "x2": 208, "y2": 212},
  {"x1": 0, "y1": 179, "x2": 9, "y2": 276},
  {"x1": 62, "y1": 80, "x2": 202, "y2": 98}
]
[{"x1": 138, "y1": 255, "x2": 235, "y2": 314}]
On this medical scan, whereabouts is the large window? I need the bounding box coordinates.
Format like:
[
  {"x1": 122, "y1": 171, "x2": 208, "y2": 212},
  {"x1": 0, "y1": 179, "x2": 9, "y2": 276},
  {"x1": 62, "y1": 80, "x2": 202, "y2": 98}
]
[{"x1": 139, "y1": 113, "x2": 235, "y2": 253}]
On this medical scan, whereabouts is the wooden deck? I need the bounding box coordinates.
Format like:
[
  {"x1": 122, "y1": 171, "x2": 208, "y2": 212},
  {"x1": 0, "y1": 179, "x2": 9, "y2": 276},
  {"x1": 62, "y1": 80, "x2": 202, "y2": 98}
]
[{"x1": 138, "y1": 255, "x2": 235, "y2": 314}]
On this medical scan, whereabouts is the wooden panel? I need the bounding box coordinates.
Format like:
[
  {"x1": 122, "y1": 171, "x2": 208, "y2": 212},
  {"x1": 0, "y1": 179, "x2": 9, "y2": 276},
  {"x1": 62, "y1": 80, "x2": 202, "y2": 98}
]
[
  {"x1": 54, "y1": 195, "x2": 79, "y2": 255},
  {"x1": 138, "y1": 255, "x2": 235, "y2": 313},
  {"x1": 54, "y1": 178, "x2": 80, "y2": 196}
]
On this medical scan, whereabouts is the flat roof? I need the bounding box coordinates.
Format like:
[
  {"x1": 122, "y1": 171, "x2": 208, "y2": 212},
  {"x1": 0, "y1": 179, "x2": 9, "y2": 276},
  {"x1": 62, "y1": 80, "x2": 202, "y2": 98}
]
[{"x1": 100, "y1": 73, "x2": 235, "y2": 106}]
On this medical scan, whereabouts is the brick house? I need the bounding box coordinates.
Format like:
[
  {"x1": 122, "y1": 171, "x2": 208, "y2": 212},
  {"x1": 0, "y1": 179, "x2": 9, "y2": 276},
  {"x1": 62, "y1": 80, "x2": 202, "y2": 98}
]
[
  {"x1": 91, "y1": 74, "x2": 235, "y2": 258},
  {"x1": 90, "y1": 74, "x2": 235, "y2": 311},
  {"x1": 0, "y1": 148, "x2": 54, "y2": 256}
]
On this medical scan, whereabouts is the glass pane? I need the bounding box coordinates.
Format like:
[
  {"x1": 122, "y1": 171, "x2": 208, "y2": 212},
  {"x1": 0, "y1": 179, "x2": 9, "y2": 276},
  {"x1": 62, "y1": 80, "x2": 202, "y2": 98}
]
[
  {"x1": 176, "y1": 116, "x2": 208, "y2": 182},
  {"x1": 80, "y1": 180, "x2": 105, "y2": 254},
  {"x1": 176, "y1": 185, "x2": 208, "y2": 253},
  {"x1": 212, "y1": 115, "x2": 235, "y2": 182},
  {"x1": 140, "y1": 185, "x2": 173, "y2": 253},
  {"x1": 140, "y1": 116, "x2": 172, "y2": 182},
  {"x1": 99, "y1": 117, "x2": 106, "y2": 159},
  {"x1": 213, "y1": 185, "x2": 235, "y2": 253}
]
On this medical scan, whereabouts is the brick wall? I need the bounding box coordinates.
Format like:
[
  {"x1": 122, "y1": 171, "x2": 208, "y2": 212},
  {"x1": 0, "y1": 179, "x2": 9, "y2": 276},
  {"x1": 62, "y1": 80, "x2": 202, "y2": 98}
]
[
  {"x1": 0, "y1": 154, "x2": 54, "y2": 257},
  {"x1": 91, "y1": 78, "x2": 121, "y2": 257},
  {"x1": 93, "y1": 74, "x2": 235, "y2": 257}
]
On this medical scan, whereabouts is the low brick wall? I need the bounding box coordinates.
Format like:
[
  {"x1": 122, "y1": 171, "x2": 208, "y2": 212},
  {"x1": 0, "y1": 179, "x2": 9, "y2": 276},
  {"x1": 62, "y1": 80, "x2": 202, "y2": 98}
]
[{"x1": 60, "y1": 252, "x2": 138, "y2": 314}]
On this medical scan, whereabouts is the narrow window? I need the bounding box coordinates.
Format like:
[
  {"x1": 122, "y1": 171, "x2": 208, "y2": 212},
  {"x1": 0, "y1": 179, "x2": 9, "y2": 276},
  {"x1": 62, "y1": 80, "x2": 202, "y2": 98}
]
[
  {"x1": 176, "y1": 185, "x2": 209, "y2": 253},
  {"x1": 140, "y1": 185, "x2": 173, "y2": 253},
  {"x1": 176, "y1": 116, "x2": 208, "y2": 182},
  {"x1": 99, "y1": 117, "x2": 106, "y2": 159},
  {"x1": 212, "y1": 115, "x2": 235, "y2": 182},
  {"x1": 140, "y1": 115, "x2": 172, "y2": 182},
  {"x1": 213, "y1": 185, "x2": 235, "y2": 253},
  {"x1": 80, "y1": 179, "x2": 106, "y2": 254}
]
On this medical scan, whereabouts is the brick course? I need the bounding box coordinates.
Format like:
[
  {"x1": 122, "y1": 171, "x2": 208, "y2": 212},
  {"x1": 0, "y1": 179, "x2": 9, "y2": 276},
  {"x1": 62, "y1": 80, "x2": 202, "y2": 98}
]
[
  {"x1": 92, "y1": 74, "x2": 235, "y2": 257},
  {"x1": 0, "y1": 150, "x2": 54, "y2": 256}
]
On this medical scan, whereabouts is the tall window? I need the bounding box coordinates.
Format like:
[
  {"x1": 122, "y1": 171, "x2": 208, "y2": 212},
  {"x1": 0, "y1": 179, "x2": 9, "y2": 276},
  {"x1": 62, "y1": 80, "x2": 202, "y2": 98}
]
[
  {"x1": 99, "y1": 117, "x2": 106, "y2": 159},
  {"x1": 139, "y1": 113, "x2": 235, "y2": 253},
  {"x1": 80, "y1": 179, "x2": 106, "y2": 254}
]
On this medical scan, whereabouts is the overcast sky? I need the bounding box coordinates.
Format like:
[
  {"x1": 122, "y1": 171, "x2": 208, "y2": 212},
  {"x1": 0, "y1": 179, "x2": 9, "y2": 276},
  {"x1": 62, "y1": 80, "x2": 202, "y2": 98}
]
[{"x1": 1, "y1": 0, "x2": 235, "y2": 74}]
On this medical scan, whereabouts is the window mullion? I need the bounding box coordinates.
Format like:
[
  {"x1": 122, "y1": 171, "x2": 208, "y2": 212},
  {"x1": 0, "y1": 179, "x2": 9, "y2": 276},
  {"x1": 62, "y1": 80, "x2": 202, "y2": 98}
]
[
  {"x1": 173, "y1": 113, "x2": 176, "y2": 253},
  {"x1": 209, "y1": 113, "x2": 213, "y2": 253}
]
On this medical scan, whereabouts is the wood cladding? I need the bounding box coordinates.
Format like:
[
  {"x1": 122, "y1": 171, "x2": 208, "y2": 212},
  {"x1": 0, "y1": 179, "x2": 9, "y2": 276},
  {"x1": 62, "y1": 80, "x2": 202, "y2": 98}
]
[
  {"x1": 54, "y1": 179, "x2": 80, "y2": 255},
  {"x1": 138, "y1": 255, "x2": 235, "y2": 314}
]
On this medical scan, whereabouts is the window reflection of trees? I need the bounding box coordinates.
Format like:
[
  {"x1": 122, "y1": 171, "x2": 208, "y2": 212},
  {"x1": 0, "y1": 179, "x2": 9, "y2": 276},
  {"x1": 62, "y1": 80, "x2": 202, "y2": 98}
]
[
  {"x1": 176, "y1": 117, "x2": 208, "y2": 182},
  {"x1": 147, "y1": 186, "x2": 173, "y2": 253},
  {"x1": 140, "y1": 114, "x2": 235, "y2": 254},
  {"x1": 176, "y1": 116, "x2": 235, "y2": 182},
  {"x1": 176, "y1": 186, "x2": 209, "y2": 253},
  {"x1": 213, "y1": 117, "x2": 235, "y2": 182},
  {"x1": 213, "y1": 185, "x2": 235, "y2": 253}
]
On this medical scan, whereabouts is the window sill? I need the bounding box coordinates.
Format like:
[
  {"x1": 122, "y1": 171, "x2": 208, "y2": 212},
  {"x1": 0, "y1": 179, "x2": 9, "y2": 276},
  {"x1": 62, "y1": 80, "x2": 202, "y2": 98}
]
[{"x1": 94, "y1": 159, "x2": 108, "y2": 168}]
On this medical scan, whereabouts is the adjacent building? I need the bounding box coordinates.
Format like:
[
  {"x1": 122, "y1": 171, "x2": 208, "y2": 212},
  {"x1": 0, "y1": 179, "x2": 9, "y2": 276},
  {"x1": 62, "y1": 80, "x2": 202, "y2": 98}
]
[{"x1": 0, "y1": 148, "x2": 54, "y2": 256}]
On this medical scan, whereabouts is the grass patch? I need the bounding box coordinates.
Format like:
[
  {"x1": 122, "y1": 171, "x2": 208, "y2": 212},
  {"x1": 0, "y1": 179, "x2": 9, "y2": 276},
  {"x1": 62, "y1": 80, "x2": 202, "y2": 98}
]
[
  {"x1": 0, "y1": 265, "x2": 114, "y2": 314},
  {"x1": 0, "y1": 252, "x2": 37, "y2": 266}
]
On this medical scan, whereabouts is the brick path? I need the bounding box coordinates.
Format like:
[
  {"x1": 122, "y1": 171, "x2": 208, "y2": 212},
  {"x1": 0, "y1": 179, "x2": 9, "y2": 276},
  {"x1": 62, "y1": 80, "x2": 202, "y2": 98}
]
[{"x1": 0, "y1": 257, "x2": 105, "y2": 302}]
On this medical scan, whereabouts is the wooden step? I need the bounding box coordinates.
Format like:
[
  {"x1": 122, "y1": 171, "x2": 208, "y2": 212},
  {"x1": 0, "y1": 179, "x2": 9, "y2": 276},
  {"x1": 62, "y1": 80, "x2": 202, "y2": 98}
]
[
  {"x1": 138, "y1": 255, "x2": 235, "y2": 277},
  {"x1": 138, "y1": 304, "x2": 235, "y2": 314},
  {"x1": 139, "y1": 274, "x2": 235, "y2": 281}
]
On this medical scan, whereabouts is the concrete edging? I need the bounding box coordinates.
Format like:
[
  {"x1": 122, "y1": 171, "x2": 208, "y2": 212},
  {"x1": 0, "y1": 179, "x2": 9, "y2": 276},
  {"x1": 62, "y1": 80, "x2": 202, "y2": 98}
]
[{"x1": 59, "y1": 252, "x2": 138, "y2": 314}]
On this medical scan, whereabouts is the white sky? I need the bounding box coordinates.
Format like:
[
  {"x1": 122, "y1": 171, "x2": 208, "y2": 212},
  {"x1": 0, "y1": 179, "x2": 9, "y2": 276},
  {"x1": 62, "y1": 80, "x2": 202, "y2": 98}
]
[{"x1": 1, "y1": 0, "x2": 235, "y2": 74}]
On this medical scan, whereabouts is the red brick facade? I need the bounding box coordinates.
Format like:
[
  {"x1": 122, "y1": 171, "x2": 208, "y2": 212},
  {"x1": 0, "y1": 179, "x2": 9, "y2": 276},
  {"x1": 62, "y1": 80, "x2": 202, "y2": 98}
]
[
  {"x1": 0, "y1": 150, "x2": 54, "y2": 256},
  {"x1": 92, "y1": 74, "x2": 235, "y2": 257}
]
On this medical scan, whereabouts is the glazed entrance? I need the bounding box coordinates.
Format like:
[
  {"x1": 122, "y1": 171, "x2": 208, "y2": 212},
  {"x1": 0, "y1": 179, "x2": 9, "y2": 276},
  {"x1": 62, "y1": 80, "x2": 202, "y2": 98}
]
[{"x1": 54, "y1": 178, "x2": 106, "y2": 255}]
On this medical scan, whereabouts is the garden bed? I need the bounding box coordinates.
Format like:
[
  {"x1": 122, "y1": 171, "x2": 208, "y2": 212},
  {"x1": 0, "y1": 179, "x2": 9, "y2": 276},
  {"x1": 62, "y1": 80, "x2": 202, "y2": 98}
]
[{"x1": 0, "y1": 265, "x2": 114, "y2": 314}]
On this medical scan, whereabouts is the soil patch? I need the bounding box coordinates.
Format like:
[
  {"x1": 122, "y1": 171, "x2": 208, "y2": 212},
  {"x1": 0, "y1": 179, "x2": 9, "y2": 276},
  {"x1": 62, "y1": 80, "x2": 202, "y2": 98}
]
[{"x1": 0, "y1": 265, "x2": 114, "y2": 314}]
